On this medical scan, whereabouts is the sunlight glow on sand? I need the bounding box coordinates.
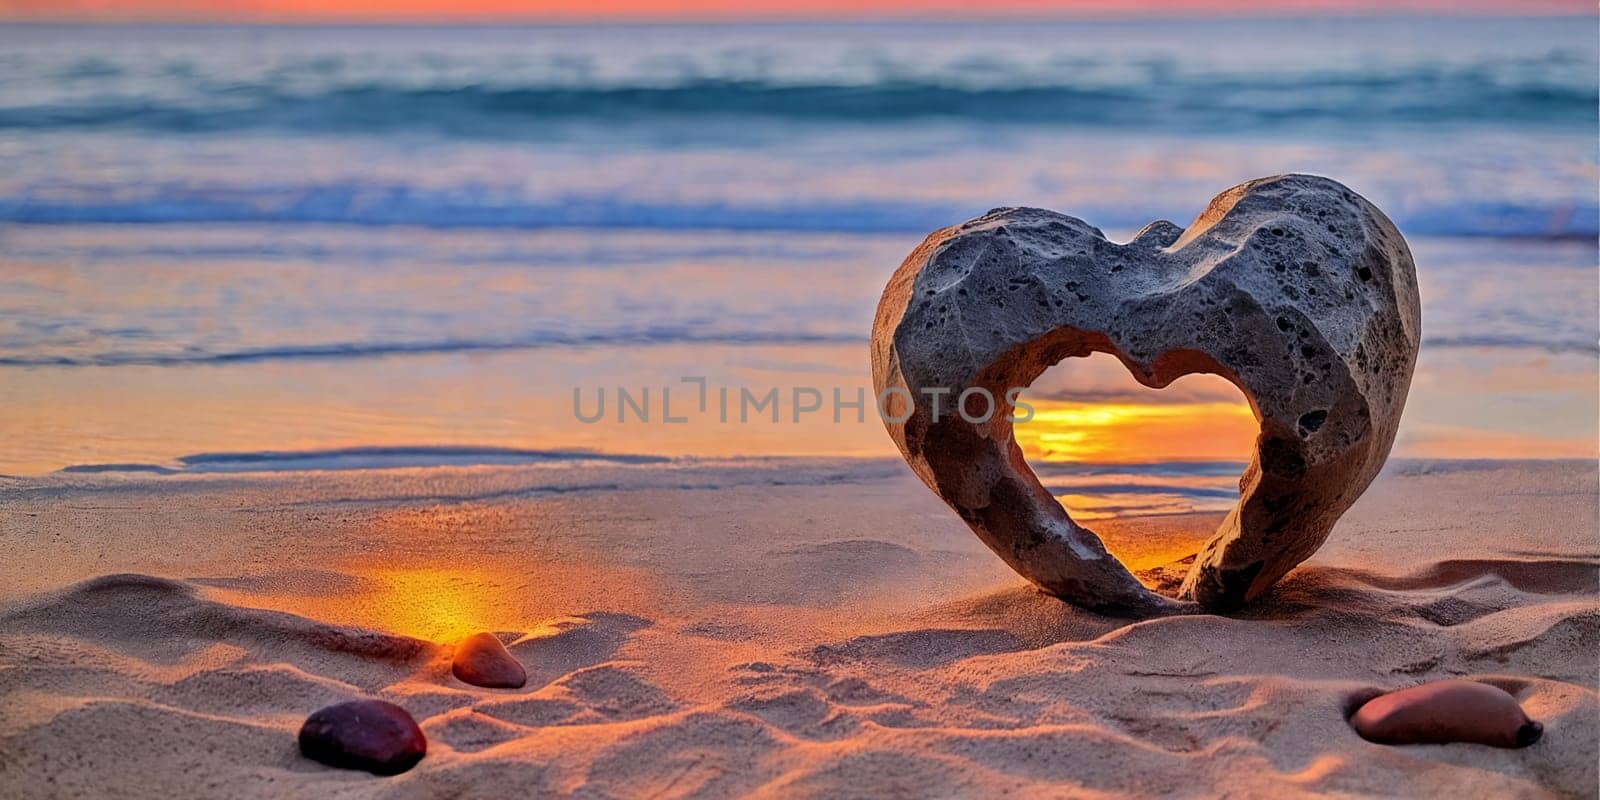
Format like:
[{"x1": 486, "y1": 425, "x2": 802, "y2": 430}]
[
  {"x1": 356, "y1": 566, "x2": 510, "y2": 641},
  {"x1": 201, "y1": 500, "x2": 675, "y2": 640},
  {"x1": 200, "y1": 565, "x2": 518, "y2": 641}
]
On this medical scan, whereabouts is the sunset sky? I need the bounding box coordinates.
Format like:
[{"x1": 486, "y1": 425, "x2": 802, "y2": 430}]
[{"x1": 1, "y1": 0, "x2": 1590, "y2": 22}]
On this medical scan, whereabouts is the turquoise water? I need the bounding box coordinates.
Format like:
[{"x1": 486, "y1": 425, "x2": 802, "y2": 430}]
[{"x1": 0, "y1": 20, "x2": 1594, "y2": 237}]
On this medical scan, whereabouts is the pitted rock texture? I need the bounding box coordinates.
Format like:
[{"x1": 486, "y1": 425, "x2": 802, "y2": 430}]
[{"x1": 871, "y1": 174, "x2": 1420, "y2": 614}]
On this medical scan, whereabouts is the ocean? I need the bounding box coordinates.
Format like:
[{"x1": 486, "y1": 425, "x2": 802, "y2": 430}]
[{"x1": 1, "y1": 19, "x2": 1595, "y2": 516}]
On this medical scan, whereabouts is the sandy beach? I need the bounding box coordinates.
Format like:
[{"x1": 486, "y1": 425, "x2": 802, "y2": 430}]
[
  {"x1": 1, "y1": 15, "x2": 1596, "y2": 799},
  {"x1": 1, "y1": 457, "x2": 1594, "y2": 797}
]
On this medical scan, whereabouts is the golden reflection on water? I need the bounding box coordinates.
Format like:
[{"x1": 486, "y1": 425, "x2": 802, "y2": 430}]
[
  {"x1": 1016, "y1": 399, "x2": 1258, "y2": 464},
  {"x1": 4, "y1": 340, "x2": 1594, "y2": 476}
]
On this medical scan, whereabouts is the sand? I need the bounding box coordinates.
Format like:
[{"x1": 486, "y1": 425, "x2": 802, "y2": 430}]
[{"x1": 0, "y1": 458, "x2": 1595, "y2": 798}]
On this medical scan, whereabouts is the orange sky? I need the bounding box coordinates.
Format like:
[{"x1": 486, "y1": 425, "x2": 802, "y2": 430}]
[{"x1": 1, "y1": 0, "x2": 1591, "y2": 22}]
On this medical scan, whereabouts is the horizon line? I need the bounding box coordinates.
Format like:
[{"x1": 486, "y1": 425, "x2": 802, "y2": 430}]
[
  {"x1": 1, "y1": 6, "x2": 1593, "y2": 27},
  {"x1": 1, "y1": 12, "x2": 1593, "y2": 26}
]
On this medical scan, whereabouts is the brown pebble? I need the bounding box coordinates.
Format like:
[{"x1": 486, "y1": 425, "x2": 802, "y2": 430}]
[
  {"x1": 1351, "y1": 679, "x2": 1542, "y2": 748},
  {"x1": 452, "y1": 631, "x2": 527, "y2": 689},
  {"x1": 298, "y1": 699, "x2": 426, "y2": 775}
]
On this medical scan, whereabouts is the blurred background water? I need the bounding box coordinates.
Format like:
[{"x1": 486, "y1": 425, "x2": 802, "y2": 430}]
[{"x1": 1, "y1": 19, "x2": 1595, "y2": 515}]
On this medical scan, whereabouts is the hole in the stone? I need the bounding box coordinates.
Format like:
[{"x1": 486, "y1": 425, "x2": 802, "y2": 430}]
[
  {"x1": 1298, "y1": 409, "x2": 1328, "y2": 434},
  {"x1": 1011, "y1": 351, "x2": 1256, "y2": 592}
]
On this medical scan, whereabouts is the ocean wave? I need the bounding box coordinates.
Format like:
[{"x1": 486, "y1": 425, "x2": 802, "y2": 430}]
[
  {"x1": 0, "y1": 330, "x2": 868, "y2": 367},
  {"x1": 58, "y1": 446, "x2": 671, "y2": 474},
  {"x1": 1422, "y1": 335, "x2": 1600, "y2": 356},
  {"x1": 0, "y1": 239, "x2": 854, "y2": 267},
  {"x1": 0, "y1": 184, "x2": 962, "y2": 233},
  {"x1": 2, "y1": 183, "x2": 1594, "y2": 239},
  {"x1": 1032, "y1": 461, "x2": 1247, "y2": 478},
  {"x1": 178, "y1": 446, "x2": 671, "y2": 472},
  {"x1": 5, "y1": 19, "x2": 1593, "y2": 134},
  {"x1": 1, "y1": 75, "x2": 1593, "y2": 135},
  {"x1": 1047, "y1": 482, "x2": 1241, "y2": 500},
  {"x1": 52, "y1": 449, "x2": 1242, "y2": 517},
  {"x1": 8, "y1": 326, "x2": 1589, "y2": 370}
]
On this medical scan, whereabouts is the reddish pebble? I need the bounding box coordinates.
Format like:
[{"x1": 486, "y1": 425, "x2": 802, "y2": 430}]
[
  {"x1": 452, "y1": 632, "x2": 527, "y2": 689},
  {"x1": 298, "y1": 699, "x2": 427, "y2": 775},
  {"x1": 1351, "y1": 679, "x2": 1542, "y2": 748}
]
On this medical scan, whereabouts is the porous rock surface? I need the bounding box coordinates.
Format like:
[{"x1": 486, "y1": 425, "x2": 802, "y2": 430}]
[{"x1": 871, "y1": 174, "x2": 1420, "y2": 613}]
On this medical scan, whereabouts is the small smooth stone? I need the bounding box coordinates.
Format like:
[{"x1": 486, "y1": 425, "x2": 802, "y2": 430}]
[
  {"x1": 1351, "y1": 679, "x2": 1543, "y2": 748},
  {"x1": 452, "y1": 632, "x2": 527, "y2": 689},
  {"x1": 298, "y1": 699, "x2": 427, "y2": 775}
]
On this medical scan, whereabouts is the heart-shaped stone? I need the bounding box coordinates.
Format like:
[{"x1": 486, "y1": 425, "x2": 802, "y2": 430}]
[{"x1": 871, "y1": 174, "x2": 1420, "y2": 614}]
